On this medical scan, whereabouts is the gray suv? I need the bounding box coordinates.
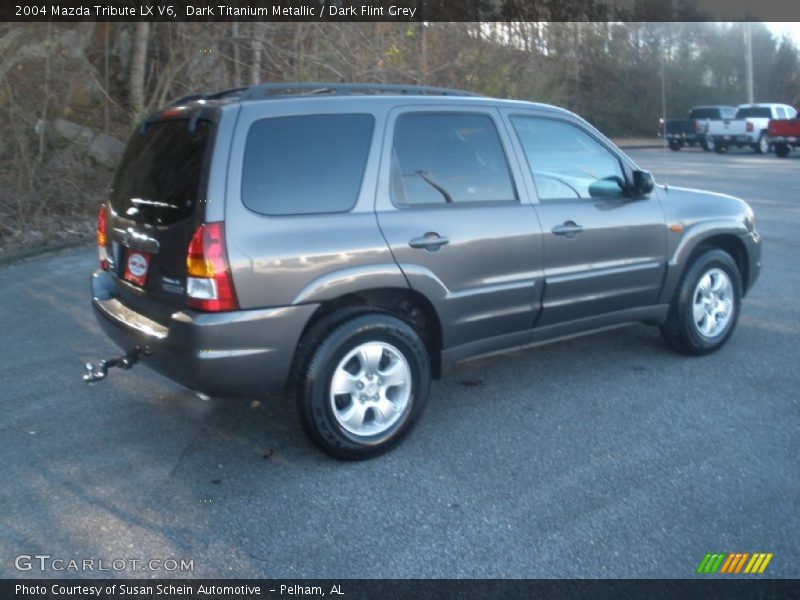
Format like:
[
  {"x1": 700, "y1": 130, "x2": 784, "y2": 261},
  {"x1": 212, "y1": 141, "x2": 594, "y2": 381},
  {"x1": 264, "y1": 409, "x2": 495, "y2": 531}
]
[{"x1": 88, "y1": 83, "x2": 762, "y2": 459}]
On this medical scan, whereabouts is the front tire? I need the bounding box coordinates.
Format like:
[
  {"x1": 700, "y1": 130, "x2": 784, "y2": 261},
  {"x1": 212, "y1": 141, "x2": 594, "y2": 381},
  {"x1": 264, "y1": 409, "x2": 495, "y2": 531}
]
[
  {"x1": 660, "y1": 249, "x2": 742, "y2": 356},
  {"x1": 295, "y1": 313, "x2": 431, "y2": 460}
]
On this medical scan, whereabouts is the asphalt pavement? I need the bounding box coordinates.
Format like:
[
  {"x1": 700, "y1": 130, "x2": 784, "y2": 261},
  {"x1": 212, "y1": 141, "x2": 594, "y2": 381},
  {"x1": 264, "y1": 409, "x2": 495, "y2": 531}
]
[{"x1": 0, "y1": 147, "x2": 798, "y2": 578}]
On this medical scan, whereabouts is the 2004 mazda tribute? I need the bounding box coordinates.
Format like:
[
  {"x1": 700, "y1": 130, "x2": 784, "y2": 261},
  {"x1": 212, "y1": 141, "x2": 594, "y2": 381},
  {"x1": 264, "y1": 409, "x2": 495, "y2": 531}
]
[{"x1": 87, "y1": 83, "x2": 761, "y2": 459}]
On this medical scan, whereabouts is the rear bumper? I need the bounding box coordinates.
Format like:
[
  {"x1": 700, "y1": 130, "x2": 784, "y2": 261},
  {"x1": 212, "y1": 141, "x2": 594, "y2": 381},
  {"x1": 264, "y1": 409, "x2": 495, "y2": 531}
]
[
  {"x1": 713, "y1": 134, "x2": 752, "y2": 145},
  {"x1": 665, "y1": 132, "x2": 700, "y2": 142},
  {"x1": 767, "y1": 135, "x2": 799, "y2": 145},
  {"x1": 91, "y1": 270, "x2": 318, "y2": 398}
]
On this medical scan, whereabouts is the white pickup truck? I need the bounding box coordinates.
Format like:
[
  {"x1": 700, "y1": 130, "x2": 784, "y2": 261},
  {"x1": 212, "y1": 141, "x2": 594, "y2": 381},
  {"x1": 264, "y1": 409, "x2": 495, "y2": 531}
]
[{"x1": 708, "y1": 103, "x2": 798, "y2": 154}]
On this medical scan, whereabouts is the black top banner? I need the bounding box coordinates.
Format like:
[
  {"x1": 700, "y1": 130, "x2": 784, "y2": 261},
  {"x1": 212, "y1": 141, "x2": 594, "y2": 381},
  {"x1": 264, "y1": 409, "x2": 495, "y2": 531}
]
[
  {"x1": 4, "y1": 579, "x2": 800, "y2": 600},
  {"x1": 4, "y1": 0, "x2": 800, "y2": 22}
]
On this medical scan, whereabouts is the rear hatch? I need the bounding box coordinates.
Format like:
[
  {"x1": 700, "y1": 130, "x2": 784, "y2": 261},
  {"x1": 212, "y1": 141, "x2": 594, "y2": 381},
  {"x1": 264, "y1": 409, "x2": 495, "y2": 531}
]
[
  {"x1": 104, "y1": 112, "x2": 216, "y2": 324},
  {"x1": 664, "y1": 119, "x2": 692, "y2": 135}
]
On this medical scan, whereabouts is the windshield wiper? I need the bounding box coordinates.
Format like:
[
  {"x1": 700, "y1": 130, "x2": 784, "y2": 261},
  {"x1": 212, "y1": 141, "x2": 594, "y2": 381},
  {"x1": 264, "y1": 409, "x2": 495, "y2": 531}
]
[{"x1": 414, "y1": 170, "x2": 454, "y2": 204}]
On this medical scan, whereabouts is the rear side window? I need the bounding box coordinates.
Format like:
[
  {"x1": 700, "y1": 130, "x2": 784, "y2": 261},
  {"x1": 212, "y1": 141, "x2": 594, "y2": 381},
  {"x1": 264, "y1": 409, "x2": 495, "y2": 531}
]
[
  {"x1": 111, "y1": 120, "x2": 211, "y2": 226},
  {"x1": 391, "y1": 113, "x2": 516, "y2": 206},
  {"x1": 241, "y1": 114, "x2": 374, "y2": 215}
]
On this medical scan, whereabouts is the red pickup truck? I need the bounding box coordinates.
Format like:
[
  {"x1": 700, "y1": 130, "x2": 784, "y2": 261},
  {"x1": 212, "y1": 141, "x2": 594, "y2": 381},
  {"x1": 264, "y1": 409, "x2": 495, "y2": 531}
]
[{"x1": 767, "y1": 117, "x2": 800, "y2": 157}]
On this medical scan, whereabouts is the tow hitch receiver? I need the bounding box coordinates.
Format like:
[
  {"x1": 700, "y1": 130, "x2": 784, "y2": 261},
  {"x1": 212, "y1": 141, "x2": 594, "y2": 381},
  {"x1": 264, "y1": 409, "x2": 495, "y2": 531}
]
[{"x1": 82, "y1": 346, "x2": 151, "y2": 383}]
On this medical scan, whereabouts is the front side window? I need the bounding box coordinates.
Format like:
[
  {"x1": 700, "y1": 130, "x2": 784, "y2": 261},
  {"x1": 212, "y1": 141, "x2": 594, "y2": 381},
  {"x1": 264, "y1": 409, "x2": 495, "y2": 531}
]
[
  {"x1": 241, "y1": 113, "x2": 374, "y2": 215},
  {"x1": 510, "y1": 116, "x2": 627, "y2": 202},
  {"x1": 391, "y1": 113, "x2": 516, "y2": 206}
]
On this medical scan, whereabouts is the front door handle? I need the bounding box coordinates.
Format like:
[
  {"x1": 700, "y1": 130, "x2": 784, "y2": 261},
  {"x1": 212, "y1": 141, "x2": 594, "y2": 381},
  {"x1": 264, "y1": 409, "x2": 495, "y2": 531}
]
[
  {"x1": 409, "y1": 232, "x2": 450, "y2": 251},
  {"x1": 552, "y1": 221, "x2": 583, "y2": 239}
]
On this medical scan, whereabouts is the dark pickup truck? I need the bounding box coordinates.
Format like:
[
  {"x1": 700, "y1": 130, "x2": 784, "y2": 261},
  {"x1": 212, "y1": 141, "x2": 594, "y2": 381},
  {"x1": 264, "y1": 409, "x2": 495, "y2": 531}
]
[
  {"x1": 660, "y1": 106, "x2": 736, "y2": 152},
  {"x1": 767, "y1": 116, "x2": 800, "y2": 157}
]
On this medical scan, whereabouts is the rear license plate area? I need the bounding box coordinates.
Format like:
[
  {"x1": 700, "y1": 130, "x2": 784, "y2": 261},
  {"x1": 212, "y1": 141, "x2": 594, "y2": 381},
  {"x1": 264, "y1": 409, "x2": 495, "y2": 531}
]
[{"x1": 123, "y1": 250, "x2": 151, "y2": 287}]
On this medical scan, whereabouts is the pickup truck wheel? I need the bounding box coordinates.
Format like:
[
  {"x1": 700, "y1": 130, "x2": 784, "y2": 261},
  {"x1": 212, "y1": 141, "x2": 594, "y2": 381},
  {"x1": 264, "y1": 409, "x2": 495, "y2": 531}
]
[
  {"x1": 755, "y1": 133, "x2": 769, "y2": 154},
  {"x1": 775, "y1": 143, "x2": 790, "y2": 158},
  {"x1": 668, "y1": 139, "x2": 682, "y2": 151},
  {"x1": 660, "y1": 249, "x2": 742, "y2": 356},
  {"x1": 295, "y1": 313, "x2": 430, "y2": 460},
  {"x1": 714, "y1": 143, "x2": 728, "y2": 154}
]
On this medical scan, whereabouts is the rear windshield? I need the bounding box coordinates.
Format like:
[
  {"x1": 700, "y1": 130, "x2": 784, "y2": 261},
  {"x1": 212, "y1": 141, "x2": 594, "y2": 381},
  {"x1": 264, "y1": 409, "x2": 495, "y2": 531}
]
[
  {"x1": 735, "y1": 107, "x2": 772, "y2": 119},
  {"x1": 110, "y1": 120, "x2": 211, "y2": 226},
  {"x1": 690, "y1": 108, "x2": 724, "y2": 119}
]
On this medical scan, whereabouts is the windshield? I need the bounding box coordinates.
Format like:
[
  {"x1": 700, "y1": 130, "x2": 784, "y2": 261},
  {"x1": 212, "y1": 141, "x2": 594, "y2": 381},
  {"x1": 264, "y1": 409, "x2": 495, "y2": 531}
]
[
  {"x1": 735, "y1": 107, "x2": 772, "y2": 119},
  {"x1": 690, "y1": 108, "x2": 724, "y2": 119},
  {"x1": 110, "y1": 119, "x2": 211, "y2": 226}
]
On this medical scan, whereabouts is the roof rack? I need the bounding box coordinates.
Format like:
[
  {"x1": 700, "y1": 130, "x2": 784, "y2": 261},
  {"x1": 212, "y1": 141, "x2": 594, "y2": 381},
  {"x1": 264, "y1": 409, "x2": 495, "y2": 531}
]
[
  {"x1": 169, "y1": 82, "x2": 479, "y2": 107},
  {"x1": 169, "y1": 87, "x2": 248, "y2": 107},
  {"x1": 239, "y1": 82, "x2": 479, "y2": 101}
]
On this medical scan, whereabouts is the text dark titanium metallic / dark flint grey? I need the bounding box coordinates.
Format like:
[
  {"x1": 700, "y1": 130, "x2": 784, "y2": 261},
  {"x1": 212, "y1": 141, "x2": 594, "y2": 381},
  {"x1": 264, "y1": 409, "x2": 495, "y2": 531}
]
[{"x1": 89, "y1": 82, "x2": 762, "y2": 459}]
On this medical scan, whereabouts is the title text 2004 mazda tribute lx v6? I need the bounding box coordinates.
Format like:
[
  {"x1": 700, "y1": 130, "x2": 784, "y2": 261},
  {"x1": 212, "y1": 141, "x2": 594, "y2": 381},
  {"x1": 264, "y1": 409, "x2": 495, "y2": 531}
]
[{"x1": 86, "y1": 83, "x2": 761, "y2": 459}]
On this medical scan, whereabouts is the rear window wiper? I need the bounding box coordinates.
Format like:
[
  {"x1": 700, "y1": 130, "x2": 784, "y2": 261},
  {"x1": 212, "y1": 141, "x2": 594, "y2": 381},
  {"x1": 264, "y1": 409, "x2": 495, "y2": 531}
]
[{"x1": 130, "y1": 198, "x2": 179, "y2": 210}]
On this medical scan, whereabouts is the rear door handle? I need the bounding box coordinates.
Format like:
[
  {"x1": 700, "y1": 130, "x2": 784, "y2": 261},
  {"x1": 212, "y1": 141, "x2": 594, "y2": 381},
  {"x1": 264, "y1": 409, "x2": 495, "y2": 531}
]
[
  {"x1": 552, "y1": 221, "x2": 583, "y2": 239},
  {"x1": 409, "y1": 232, "x2": 450, "y2": 251}
]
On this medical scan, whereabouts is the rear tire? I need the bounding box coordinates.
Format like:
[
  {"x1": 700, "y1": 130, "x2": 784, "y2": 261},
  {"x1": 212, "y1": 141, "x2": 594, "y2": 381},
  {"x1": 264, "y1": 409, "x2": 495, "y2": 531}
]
[
  {"x1": 660, "y1": 249, "x2": 742, "y2": 356},
  {"x1": 714, "y1": 143, "x2": 728, "y2": 154},
  {"x1": 754, "y1": 132, "x2": 769, "y2": 154},
  {"x1": 775, "y1": 143, "x2": 790, "y2": 158},
  {"x1": 295, "y1": 313, "x2": 431, "y2": 460},
  {"x1": 668, "y1": 139, "x2": 682, "y2": 151}
]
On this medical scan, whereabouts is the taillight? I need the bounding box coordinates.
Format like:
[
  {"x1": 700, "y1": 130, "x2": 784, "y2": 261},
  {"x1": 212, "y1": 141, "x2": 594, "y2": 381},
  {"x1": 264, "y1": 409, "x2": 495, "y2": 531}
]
[
  {"x1": 746, "y1": 122, "x2": 753, "y2": 132},
  {"x1": 186, "y1": 222, "x2": 238, "y2": 312},
  {"x1": 97, "y1": 204, "x2": 109, "y2": 271}
]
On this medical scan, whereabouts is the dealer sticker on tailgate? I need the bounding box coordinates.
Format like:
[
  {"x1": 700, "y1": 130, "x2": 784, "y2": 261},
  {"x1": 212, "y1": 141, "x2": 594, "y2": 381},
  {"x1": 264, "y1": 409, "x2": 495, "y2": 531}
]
[{"x1": 123, "y1": 251, "x2": 150, "y2": 286}]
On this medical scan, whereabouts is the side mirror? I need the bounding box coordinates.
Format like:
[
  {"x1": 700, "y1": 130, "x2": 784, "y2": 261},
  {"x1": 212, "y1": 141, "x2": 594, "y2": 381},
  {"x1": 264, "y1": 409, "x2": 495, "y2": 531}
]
[
  {"x1": 588, "y1": 176, "x2": 626, "y2": 198},
  {"x1": 632, "y1": 170, "x2": 654, "y2": 197}
]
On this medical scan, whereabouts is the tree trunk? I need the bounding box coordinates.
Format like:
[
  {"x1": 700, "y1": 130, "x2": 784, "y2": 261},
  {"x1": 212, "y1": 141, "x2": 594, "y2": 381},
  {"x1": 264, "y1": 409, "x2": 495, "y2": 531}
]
[
  {"x1": 231, "y1": 21, "x2": 241, "y2": 87},
  {"x1": 129, "y1": 22, "x2": 150, "y2": 120},
  {"x1": 250, "y1": 24, "x2": 261, "y2": 85}
]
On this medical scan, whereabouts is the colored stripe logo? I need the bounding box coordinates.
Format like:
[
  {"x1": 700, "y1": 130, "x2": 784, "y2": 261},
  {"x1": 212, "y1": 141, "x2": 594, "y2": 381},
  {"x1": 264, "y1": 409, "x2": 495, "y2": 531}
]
[{"x1": 696, "y1": 552, "x2": 773, "y2": 574}]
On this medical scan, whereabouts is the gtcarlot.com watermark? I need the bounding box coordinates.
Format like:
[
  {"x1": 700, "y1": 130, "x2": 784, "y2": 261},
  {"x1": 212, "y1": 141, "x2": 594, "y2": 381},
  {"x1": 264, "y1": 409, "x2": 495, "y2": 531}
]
[{"x1": 15, "y1": 554, "x2": 194, "y2": 573}]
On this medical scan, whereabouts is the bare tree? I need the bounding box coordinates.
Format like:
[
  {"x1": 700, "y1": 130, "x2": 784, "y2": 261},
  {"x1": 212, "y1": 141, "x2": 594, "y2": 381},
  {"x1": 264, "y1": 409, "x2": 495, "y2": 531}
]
[
  {"x1": 129, "y1": 22, "x2": 150, "y2": 119},
  {"x1": 231, "y1": 21, "x2": 242, "y2": 87},
  {"x1": 250, "y1": 24, "x2": 261, "y2": 84}
]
